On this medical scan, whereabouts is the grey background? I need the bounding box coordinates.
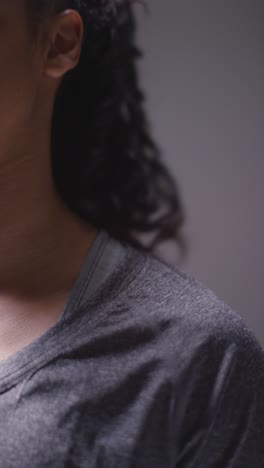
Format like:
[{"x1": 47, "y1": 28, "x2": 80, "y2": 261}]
[{"x1": 135, "y1": 1, "x2": 264, "y2": 346}]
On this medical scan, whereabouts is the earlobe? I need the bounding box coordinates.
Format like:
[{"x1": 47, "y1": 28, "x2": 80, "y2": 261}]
[{"x1": 43, "y1": 55, "x2": 80, "y2": 80}]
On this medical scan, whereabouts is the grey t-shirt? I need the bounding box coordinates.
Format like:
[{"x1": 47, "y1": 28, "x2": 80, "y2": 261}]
[{"x1": 0, "y1": 228, "x2": 264, "y2": 467}]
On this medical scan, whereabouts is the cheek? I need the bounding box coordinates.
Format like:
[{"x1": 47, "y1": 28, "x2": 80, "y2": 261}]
[{"x1": 0, "y1": 35, "x2": 38, "y2": 138}]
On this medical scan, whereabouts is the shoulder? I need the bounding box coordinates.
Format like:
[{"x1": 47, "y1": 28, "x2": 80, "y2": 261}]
[{"x1": 126, "y1": 248, "x2": 264, "y2": 374}]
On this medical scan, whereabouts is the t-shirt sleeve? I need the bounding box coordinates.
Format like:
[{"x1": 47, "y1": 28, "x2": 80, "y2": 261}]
[{"x1": 173, "y1": 308, "x2": 264, "y2": 468}]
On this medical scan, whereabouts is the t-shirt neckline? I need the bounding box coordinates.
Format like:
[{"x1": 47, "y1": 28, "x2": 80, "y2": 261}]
[{"x1": 0, "y1": 229, "x2": 147, "y2": 391}]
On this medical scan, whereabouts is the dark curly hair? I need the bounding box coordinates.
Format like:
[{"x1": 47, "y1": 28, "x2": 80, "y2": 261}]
[{"x1": 26, "y1": 0, "x2": 189, "y2": 265}]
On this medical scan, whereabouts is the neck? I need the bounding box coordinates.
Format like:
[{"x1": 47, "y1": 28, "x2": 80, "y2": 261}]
[{"x1": 0, "y1": 132, "x2": 97, "y2": 298}]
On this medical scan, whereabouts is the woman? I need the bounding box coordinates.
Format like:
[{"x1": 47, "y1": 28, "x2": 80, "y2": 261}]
[{"x1": 0, "y1": 1, "x2": 263, "y2": 466}]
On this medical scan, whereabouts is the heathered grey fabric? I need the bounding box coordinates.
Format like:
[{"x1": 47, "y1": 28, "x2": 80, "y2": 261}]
[
  {"x1": 0, "y1": 228, "x2": 264, "y2": 467},
  {"x1": 56, "y1": 229, "x2": 127, "y2": 322}
]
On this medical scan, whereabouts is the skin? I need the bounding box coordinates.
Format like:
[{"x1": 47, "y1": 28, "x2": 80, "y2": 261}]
[{"x1": 0, "y1": 2, "x2": 98, "y2": 359}]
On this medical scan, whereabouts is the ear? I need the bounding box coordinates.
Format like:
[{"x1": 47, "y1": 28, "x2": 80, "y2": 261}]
[{"x1": 43, "y1": 9, "x2": 84, "y2": 79}]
